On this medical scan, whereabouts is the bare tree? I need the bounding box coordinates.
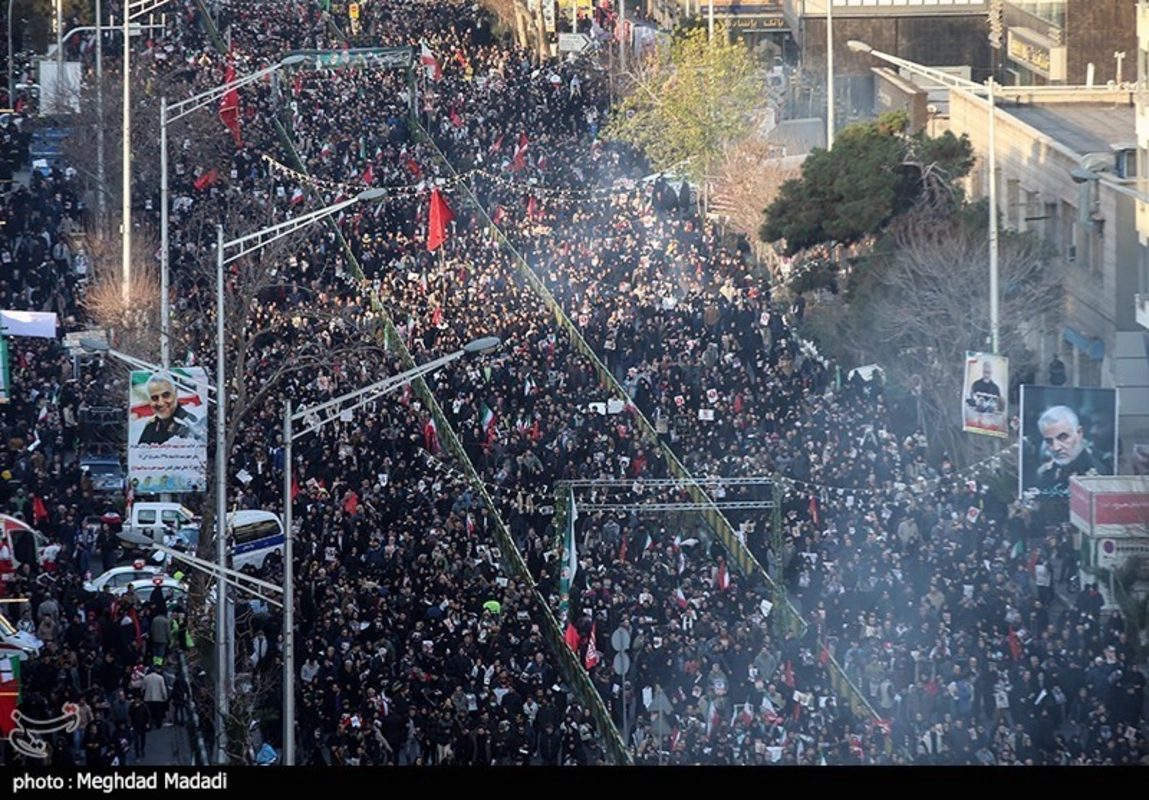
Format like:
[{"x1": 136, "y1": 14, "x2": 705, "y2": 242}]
[
  {"x1": 710, "y1": 137, "x2": 801, "y2": 271},
  {"x1": 809, "y1": 211, "x2": 1063, "y2": 465},
  {"x1": 478, "y1": 0, "x2": 533, "y2": 49}
]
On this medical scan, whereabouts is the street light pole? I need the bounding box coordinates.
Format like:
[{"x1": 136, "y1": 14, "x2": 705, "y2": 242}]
[
  {"x1": 215, "y1": 224, "x2": 228, "y2": 764},
  {"x1": 55, "y1": 0, "x2": 63, "y2": 113},
  {"x1": 158, "y1": 57, "x2": 305, "y2": 370},
  {"x1": 278, "y1": 335, "x2": 500, "y2": 765},
  {"x1": 281, "y1": 398, "x2": 294, "y2": 766},
  {"x1": 160, "y1": 95, "x2": 169, "y2": 367},
  {"x1": 122, "y1": 9, "x2": 131, "y2": 306},
  {"x1": 987, "y1": 76, "x2": 1000, "y2": 354},
  {"x1": 6, "y1": 0, "x2": 14, "y2": 106},
  {"x1": 121, "y1": 0, "x2": 171, "y2": 308},
  {"x1": 826, "y1": 0, "x2": 834, "y2": 150},
  {"x1": 96, "y1": 0, "x2": 105, "y2": 224}
]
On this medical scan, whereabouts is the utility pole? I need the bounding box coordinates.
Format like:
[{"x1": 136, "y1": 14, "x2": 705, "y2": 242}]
[{"x1": 826, "y1": 0, "x2": 835, "y2": 150}]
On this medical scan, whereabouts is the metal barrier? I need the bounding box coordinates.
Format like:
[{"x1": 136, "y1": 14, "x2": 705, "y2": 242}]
[
  {"x1": 272, "y1": 118, "x2": 631, "y2": 766},
  {"x1": 413, "y1": 123, "x2": 896, "y2": 747}
]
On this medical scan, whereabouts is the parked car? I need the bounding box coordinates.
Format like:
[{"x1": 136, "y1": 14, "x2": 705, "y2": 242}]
[
  {"x1": 0, "y1": 611, "x2": 42, "y2": 660},
  {"x1": 120, "y1": 575, "x2": 188, "y2": 609},
  {"x1": 80, "y1": 456, "x2": 126, "y2": 497},
  {"x1": 83, "y1": 562, "x2": 164, "y2": 595}
]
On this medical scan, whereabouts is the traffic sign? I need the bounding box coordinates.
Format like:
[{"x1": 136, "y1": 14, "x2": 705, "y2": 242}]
[{"x1": 612, "y1": 652, "x2": 630, "y2": 676}]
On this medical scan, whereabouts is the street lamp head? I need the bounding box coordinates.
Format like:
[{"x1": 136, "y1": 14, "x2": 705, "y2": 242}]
[
  {"x1": 463, "y1": 336, "x2": 501, "y2": 356},
  {"x1": 355, "y1": 188, "x2": 388, "y2": 202},
  {"x1": 1069, "y1": 167, "x2": 1099, "y2": 185},
  {"x1": 79, "y1": 338, "x2": 111, "y2": 353},
  {"x1": 279, "y1": 54, "x2": 309, "y2": 67},
  {"x1": 847, "y1": 40, "x2": 873, "y2": 54},
  {"x1": 119, "y1": 530, "x2": 155, "y2": 548}
]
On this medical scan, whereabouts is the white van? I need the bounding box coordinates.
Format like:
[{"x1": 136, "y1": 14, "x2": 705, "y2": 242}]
[
  {"x1": 229, "y1": 511, "x2": 285, "y2": 574},
  {"x1": 123, "y1": 502, "x2": 198, "y2": 544}
]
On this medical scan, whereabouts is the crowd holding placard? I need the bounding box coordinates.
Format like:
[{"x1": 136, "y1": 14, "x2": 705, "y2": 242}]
[{"x1": 0, "y1": 0, "x2": 1143, "y2": 767}]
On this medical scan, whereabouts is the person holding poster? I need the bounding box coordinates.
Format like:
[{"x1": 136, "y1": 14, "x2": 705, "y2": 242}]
[{"x1": 963, "y1": 353, "x2": 1008, "y2": 437}]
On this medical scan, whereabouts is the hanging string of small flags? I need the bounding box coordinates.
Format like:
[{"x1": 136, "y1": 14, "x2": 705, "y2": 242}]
[
  {"x1": 763, "y1": 442, "x2": 1019, "y2": 507},
  {"x1": 261, "y1": 153, "x2": 640, "y2": 206}
]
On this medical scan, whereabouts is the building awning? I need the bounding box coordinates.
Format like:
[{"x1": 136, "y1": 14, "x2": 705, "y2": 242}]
[{"x1": 1063, "y1": 326, "x2": 1105, "y2": 361}]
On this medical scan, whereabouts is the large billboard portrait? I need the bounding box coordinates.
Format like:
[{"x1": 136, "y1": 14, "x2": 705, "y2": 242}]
[
  {"x1": 962, "y1": 352, "x2": 1009, "y2": 438},
  {"x1": 1019, "y1": 385, "x2": 1118, "y2": 498},
  {"x1": 127, "y1": 368, "x2": 209, "y2": 494}
]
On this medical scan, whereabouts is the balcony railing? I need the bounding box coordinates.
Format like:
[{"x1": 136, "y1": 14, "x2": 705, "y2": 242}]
[{"x1": 1137, "y1": 293, "x2": 1149, "y2": 331}]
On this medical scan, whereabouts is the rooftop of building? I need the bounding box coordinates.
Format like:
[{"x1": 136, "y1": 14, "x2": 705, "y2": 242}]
[{"x1": 1003, "y1": 102, "x2": 1136, "y2": 156}]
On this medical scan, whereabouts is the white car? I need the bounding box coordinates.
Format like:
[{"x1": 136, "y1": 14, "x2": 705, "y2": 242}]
[
  {"x1": 0, "y1": 613, "x2": 43, "y2": 660},
  {"x1": 119, "y1": 575, "x2": 188, "y2": 607},
  {"x1": 83, "y1": 562, "x2": 165, "y2": 594}
]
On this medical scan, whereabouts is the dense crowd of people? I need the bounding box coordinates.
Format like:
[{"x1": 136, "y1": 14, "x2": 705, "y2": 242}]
[{"x1": 0, "y1": 0, "x2": 1144, "y2": 768}]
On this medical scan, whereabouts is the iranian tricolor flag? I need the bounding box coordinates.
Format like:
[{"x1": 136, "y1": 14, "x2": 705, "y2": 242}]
[
  {"x1": 715, "y1": 560, "x2": 730, "y2": 592},
  {"x1": 420, "y1": 42, "x2": 442, "y2": 81},
  {"x1": 560, "y1": 486, "x2": 578, "y2": 602},
  {"x1": 480, "y1": 403, "x2": 496, "y2": 439}
]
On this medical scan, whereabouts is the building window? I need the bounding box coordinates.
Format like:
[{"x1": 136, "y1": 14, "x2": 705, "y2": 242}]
[
  {"x1": 1006, "y1": 179, "x2": 1019, "y2": 228},
  {"x1": 1089, "y1": 227, "x2": 1102, "y2": 277},
  {"x1": 1140, "y1": 243, "x2": 1149, "y2": 295},
  {"x1": 1044, "y1": 201, "x2": 1058, "y2": 246},
  {"x1": 1061, "y1": 201, "x2": 1077, "y2": 262}
]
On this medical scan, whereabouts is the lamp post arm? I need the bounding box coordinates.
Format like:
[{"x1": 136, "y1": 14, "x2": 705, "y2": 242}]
[
  {"x1": 290, "y1": 348, "x2": 466, "y2": 437},
  {"x1": 165, "y1": 63, "x2": 284, "y2": 124},
  {"x1": 861, "y1": 46, "x2": 986, "y2": 94},
  {"x1": 221, "y1": 197, "x2": 360, "y2": 266},
  {"x1": 126, "y1": 0, "x2": 169, "y2": 21},
  {"x1": 147, "y1": 542, "x2": 284, "y2": 606},
  {"x1": 91, "y1": 345, "x2": 218, "y2": 401}
]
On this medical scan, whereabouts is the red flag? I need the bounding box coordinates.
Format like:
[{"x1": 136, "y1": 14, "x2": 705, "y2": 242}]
[
  {"x1": 450, "y1": 107, "x2": 463, "y2": 128},
  {"x1": 492, "y1": 205, "x2": 506, "y2": 225},
  {"x1": 783, "y1": 659, "x2": 795, "y2": 688},
  {"x1": 1008, "y1": 626, "x2": 1022, "y2": 662},
  {"x1": 31, "y1": 494, "x2": 49, "y2": 525},
  {"x1": 406, "y1": 158, "x2": 422, "y2": 179},
  {"x1": 819, "y1": 636, "x2": 830, "y2": 667},
  {"x1": 512, "y1": 133, "x2": 529, "y2": 172},
  {"x1": 584, "y1": 623, "x2": 601, "y2": 669},
  {"x1": 564, "y1": 622, "x2": 581, "y2": 653},
  {"x1": 809, "y1": 494, "x2": 820, "y2": 526},
  {"x1": 426, "y1": 187, "x2": 455, "y2": 252},
  {"x1": 362, "y1": 163, "x2": 374, "y2": 186},
  {"x1": 674, "y1": 585, "x2": 688, "y2": 609},
  {"x1": 526, "y1": 195, "x2": 540, "y2": 220},
  {"x1": 291, "y1": 472, "x2": 299, "y2": 501},
  {"x1": 489, "y1": 134, "x2": 504, "y2": 155},
  {"x1": 218, "y1": 64, "x2": 242, "y2": 146},
  {"x1": 193, "y1": 169, "x2": 219, "y2": 191},
  {"x1": 619, "y1": 536, "x2": 628, "y2": 564}
]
